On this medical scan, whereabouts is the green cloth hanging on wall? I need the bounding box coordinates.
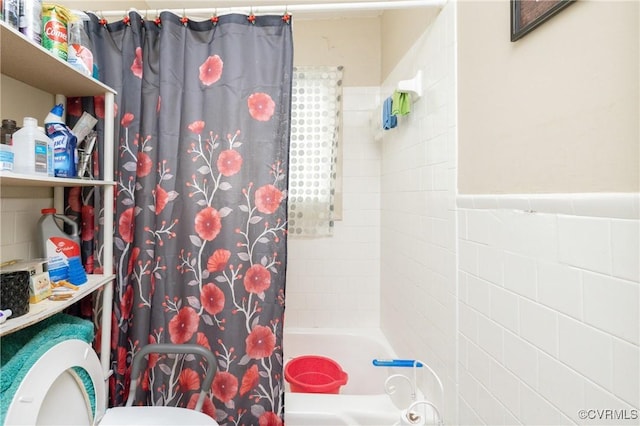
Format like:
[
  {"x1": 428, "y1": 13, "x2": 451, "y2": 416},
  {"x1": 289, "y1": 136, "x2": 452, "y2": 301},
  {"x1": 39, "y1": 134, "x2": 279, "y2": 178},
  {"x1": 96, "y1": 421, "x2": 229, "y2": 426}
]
[{"x1": 392, "y1": 90, "x2": 411, "y2": 116}]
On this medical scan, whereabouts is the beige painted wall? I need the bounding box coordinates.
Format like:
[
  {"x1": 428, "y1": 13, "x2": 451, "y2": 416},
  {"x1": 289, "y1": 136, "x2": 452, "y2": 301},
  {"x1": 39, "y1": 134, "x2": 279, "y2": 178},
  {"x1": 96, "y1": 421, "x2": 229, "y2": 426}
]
[
  {"x1": 0, "y1": 76, "x2": 54, "y2": 128},
  {"x1": 292, "y1": 17, "x2": 381, "y2": 86},
  {"x1": 381, "y1": 8, "x2": 439, "y2": 80},
  {"x1": 458, "y1": 0, "x2": 639, "y2": 194}
]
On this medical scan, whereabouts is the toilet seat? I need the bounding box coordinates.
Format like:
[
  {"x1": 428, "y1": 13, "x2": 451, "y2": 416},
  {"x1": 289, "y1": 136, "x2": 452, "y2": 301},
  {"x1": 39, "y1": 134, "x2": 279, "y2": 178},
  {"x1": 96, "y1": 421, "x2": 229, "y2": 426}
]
[
  {"x1": 100, "y1": 406, "x2": 217, "y2": 425},
  {"x1": 4, "y1": 339, "x2": 107, "y2": 425},
  {"x1": 4, "y1": 339, "x2": 218, "y2": 426}
]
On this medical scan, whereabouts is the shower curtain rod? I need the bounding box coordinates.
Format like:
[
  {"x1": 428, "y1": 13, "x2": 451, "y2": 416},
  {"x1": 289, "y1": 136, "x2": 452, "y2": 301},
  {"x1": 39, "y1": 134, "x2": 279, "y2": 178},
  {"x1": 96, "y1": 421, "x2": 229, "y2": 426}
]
[{"x1": 95, "y1": 0, "x2": 447, "y2": 19}]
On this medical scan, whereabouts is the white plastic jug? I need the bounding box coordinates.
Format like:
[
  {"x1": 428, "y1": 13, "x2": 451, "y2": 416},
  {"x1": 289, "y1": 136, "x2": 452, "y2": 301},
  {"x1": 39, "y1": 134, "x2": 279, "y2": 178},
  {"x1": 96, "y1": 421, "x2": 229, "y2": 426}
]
[
  {"x1": 37, "y1": 208, "x2": 82, "y2": 281},
  {"x1": 12, "y1": 117, "x2": 50, "y2": 176},
  {"x1": 38, "y1": 126, "x2": 54, "y2": 176}
]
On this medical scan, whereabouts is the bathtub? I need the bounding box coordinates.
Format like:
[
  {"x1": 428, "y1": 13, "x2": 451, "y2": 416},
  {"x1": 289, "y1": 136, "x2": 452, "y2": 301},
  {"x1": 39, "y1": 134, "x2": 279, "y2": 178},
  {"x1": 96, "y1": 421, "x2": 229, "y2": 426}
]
[{"x1": 283, "y1": 328, "x2": 428, "y2": 426}]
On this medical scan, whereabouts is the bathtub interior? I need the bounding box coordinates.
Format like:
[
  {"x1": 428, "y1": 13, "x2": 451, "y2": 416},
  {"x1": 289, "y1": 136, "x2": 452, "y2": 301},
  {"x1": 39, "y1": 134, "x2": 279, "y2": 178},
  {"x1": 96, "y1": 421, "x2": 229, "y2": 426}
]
[
  {"x1": 283, "y1": 328, "x2": 397, "y2": 396},
  {"x1": 283, "y1": 327, "x2": 433, "y2": 423}
]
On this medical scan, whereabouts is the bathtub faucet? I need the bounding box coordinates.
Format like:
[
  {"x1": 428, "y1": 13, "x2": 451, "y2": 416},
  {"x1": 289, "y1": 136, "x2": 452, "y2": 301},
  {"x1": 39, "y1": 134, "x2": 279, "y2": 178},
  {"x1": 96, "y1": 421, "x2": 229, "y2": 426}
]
[
  {"x1": 399, "y1": 399, "x2": 443, "y2": 425},
  {"x1": 383, "y1": 358, "x2": 445, "y2": 424},
  {"x1": 386, "y1": 359, "x2": 445, "y2": 424},
  {"x1": 412, "y1": 359, "x2": 444, "y2": 424}
]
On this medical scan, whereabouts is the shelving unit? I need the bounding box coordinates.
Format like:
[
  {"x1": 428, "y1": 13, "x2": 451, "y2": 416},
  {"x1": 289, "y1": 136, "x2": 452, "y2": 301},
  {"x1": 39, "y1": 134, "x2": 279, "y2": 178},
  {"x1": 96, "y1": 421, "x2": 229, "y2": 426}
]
[
  {"x1": 0, "y1": 171, "x2": 115, "y2": 187},
  {"x1": 0, "y1": 20, "x2": 116, "y2": 402},
  {"x1": 0, "y1": 274, "x2": 114, "y2": 336},
  {"x1": 1, "y1": 21, "x2": 113, "y2": 96}
]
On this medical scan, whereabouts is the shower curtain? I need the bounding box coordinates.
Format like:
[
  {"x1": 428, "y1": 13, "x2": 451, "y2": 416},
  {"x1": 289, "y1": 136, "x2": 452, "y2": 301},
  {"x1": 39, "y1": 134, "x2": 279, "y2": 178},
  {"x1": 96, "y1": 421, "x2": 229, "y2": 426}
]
[{"x1": 68, "y1": 11, "x2": 292, "y2": 425}]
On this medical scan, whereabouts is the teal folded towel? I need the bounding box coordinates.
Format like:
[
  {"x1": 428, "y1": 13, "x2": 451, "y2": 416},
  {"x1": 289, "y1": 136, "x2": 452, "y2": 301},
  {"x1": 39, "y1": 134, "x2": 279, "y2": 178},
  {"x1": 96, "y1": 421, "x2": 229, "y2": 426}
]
[
  {"x1": 0, "y1": 313, "x2": 95, "y2": 425},
  {"x1": 392, "y1": 90, "x2": 411, "y2": 116},
  {"x1": 382, "y1": 96, "x2": 397, "y2": 130}
]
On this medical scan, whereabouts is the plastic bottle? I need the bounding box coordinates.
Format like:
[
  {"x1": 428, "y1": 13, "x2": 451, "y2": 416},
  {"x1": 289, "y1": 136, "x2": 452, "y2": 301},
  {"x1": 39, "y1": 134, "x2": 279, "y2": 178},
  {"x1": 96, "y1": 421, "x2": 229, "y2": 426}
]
[
  {"x1": 67, "y1": 10, "x2": 93, "y2": 77},
  {"x1": 0, "y1": 119, "x2": 17, "y2": 171},
  {"x1": 45, "y1": 104, "x2": 78, "y2": 178},
  {"x1": 18, "y1": 0, "x2": 42, "y2": 44},
  {"x1": 37, "y1": 208, "x2": 84, "y2": 283},
  {"x1": 3, "y1": 0, "x2": 19, "y2": 29},
  {"x1": 0, "y1": 144, "x2": 14, "y2": 171},
  {"x1": 12, "y1": 117, "x2": 49, "y2": 176},
  {"x1": 1, "y1": 119, "x2": 18, "y2": 145},
  {"x1": 38, "y1": 126, "x2": 54, "y2": 176}
]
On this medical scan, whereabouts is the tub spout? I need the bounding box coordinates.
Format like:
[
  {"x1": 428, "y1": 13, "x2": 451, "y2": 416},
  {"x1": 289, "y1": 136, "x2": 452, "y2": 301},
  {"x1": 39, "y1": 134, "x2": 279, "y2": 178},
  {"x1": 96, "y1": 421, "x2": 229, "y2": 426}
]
[
  {"x1": 412, "y1": 359, "x2": 444, "y2": 424},
  {"x1": 403, "y1": 399, "x2": 443, "y2": 425}
]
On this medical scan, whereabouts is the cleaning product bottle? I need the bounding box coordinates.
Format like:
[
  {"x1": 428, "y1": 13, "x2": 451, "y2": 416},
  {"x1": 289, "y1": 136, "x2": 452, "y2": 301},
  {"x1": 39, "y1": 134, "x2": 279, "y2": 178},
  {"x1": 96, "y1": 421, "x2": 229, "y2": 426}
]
[
  {"x1": 18, "y1": 0, "x2": 42, "y2": 44},
  {"x1": 0, "y1": 143, "x2": 14, "y2": 172},
  {"x1": 12, "y1": 117, "x2": 49, "y2": 176},
  {"x1": 37, "y1": 208, "x2": 84, "y2": 283},
  {"x1": 45, "y1": 104, "x2": 78, "y2": 178},
  {"x1": 0, "y1": 119, "x2": 17, "y2": 171},
  {"x1": 38, "y1": 126, "x2": 54, "y2": 177},
  {"x1": 67, "y1": 10, "x2": 93, "y2": 77}
]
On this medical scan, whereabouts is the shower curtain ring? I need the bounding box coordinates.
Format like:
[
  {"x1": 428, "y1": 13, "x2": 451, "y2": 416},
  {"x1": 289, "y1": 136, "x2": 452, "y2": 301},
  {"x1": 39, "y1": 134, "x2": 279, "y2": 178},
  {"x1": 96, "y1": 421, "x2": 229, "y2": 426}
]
[
  {"x1": 282, "y1": 6, "x2": 291, "y2": 23},
  {"x1": 154, "y1": 10, "x2": 161, "y2": 26},
  {"x1": 247, "y1": 7, "x2": 256, "y2": 24},
  {"x1": 98, "y1": 11, "x2": 107, "y2": 26},
  {"x1": 211, "y1": 9, "x2": 219, "y2": 24},
  {"x1": 180, "y1": 9, "x2": 188, "y2": 25}
]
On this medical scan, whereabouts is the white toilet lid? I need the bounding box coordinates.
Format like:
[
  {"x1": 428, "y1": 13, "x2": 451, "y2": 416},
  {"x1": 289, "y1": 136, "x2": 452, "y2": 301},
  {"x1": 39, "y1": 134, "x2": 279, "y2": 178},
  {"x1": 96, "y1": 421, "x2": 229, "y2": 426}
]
[
  {"x1": 5, "y1": 339, "x2": 219, "y2": 426},
  {"x1": 100, "y1": 406, "x2": 219, "y2": 425},
  {"x1": 4, "y1": 339, "x2": 107, "y2": 425}
]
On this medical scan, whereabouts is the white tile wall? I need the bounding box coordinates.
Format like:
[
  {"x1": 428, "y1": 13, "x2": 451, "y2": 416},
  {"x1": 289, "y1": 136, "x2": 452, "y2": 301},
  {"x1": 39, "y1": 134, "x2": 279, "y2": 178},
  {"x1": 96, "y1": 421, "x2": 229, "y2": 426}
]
[
  {"x1": 0, "y1": 187, "x2": 52, "y2": 263},
  {"x1": 379, "y1": 1, "x2": 458, "y2": 423},
  {"x1": 503, "y1": 330, "x2": 538, "y2": 389},
  {"x1": 558, "y1": 215, "x2": 612, "y2": 275},
  {"x1": 582, "y1": 271, "x2": 639, "y2": 344},
  {"x1": 519, "y1": 298, "x2": 558, "y2": 357},
  {"x1": 285, "y1": 86, "x2": 382, "y2": 329},
  {"x1": 611, "y1": 220, "x2": 640, "y2": 281},
  {"x1": 489, "y1": 359, "x2": 521, "y2": 417},
  {"x1": 537, "y1": 352, "x2": 585, "y2": 424},
  {"x1": 458, "y1": 197, "x2": 640, "y2": 424},
  {"x1": 537, "y1": 261, "x2": 583, "y2": 320}
]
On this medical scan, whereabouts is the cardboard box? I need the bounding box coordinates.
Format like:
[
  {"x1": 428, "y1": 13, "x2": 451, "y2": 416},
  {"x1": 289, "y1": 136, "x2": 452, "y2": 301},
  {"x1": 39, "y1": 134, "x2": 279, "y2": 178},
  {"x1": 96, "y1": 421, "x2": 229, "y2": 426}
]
[{"x1": 1, "y1": 259, "x2": 52, "y2": 303}]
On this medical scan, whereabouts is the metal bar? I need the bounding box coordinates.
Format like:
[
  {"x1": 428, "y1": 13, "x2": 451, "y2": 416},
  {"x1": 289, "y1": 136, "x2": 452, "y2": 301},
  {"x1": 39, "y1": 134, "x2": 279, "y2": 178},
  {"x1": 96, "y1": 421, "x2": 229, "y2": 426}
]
[{"x1": 95, "y1": 0, "x2": 446, "y2": 19}]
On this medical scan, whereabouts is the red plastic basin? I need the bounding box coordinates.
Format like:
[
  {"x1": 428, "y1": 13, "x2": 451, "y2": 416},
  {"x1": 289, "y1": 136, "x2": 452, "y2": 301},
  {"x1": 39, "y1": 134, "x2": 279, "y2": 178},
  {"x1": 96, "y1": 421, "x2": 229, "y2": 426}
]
[{"x1": 284, "y1": 355, "x2": 348, "y2": 394}]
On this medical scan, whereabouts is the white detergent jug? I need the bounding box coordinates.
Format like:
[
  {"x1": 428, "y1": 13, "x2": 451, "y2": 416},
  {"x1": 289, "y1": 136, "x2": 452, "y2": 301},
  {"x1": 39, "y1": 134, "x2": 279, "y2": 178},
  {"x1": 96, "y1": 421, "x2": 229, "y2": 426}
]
[{"x1": 37, "y1": 208, "x2": 83, "y2": 283}]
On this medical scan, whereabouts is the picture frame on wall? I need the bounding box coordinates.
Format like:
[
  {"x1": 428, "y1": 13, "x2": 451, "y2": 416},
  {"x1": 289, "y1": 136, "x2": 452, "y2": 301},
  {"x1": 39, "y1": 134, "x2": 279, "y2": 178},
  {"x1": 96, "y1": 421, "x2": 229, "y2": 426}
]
[{"x1": 511, "y1": 0, "x2": 575, "y2": 42}]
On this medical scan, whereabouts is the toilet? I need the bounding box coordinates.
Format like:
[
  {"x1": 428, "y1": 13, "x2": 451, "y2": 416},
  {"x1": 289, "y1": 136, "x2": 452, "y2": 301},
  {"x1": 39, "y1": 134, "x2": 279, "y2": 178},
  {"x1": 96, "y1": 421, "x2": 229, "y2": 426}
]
[{"x1": 4, "y1": 339, "x2": 219, "y2": 425}]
